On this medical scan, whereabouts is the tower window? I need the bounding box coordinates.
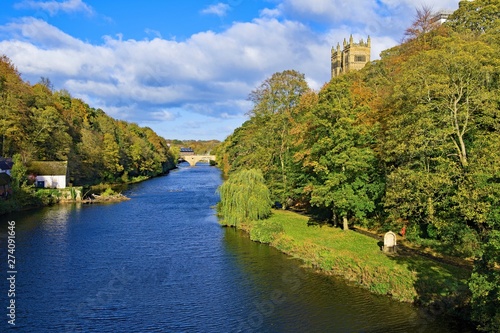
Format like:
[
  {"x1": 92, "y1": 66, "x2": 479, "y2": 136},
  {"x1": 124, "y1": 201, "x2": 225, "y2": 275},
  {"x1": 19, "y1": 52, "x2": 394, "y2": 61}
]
[{"x1": 355, "y1": 55, "x2": 366, "y2": 62}]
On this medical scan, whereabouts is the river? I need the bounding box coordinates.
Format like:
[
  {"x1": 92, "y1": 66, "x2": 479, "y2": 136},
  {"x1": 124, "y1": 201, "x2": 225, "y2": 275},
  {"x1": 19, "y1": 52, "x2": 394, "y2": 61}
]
[{"x1": 0, "y1": 163, "x2": 473, "y2": 332}]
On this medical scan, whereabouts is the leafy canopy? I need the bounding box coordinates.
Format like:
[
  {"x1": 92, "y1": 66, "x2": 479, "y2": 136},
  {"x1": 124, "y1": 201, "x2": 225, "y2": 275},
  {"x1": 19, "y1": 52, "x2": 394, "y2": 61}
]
[{"x1": 217, "y1": 169, "x2": 272, "y2": 227}]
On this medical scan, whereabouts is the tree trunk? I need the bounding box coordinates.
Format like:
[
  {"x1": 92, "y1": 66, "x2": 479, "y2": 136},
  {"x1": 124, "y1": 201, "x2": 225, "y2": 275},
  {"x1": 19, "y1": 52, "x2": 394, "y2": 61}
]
[
  {"x1": 450, "y1": 87, "x2": 469, "y2": 168},
  {"x1": 332, "y1": 208, "x2": 338, "y2": 227},
  {"x1": 343, "y1": 215, "x2": 349, "y2": 231}
]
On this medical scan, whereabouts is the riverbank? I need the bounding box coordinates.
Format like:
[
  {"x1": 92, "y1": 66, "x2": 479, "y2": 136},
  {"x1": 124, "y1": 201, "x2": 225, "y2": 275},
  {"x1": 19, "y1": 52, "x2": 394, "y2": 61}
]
[
  {"x1": 232, "y1": 209, "x2": 472, "y2": 314},
  {"x1": 0, "y1": 170, "x2": 172, "y2": 215}
]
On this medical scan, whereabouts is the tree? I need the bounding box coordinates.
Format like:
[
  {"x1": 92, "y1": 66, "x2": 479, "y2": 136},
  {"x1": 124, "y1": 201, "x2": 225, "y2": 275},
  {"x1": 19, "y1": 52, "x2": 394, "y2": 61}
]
[
  {"x1": 447, "y1": 0, "x2": 500, "y2": 35},
  {"x1": 468, "y1": 231, "x2": 500, "y2": 332},
  {"x1": 29, "y1": 105, "x2": 71, "y2": 160},
  {"x1": 247, "y1": 70, "x2": 310, "y2": 207},
  {"x1": 404, "y1": 5, "x2": 437, "y2": 43},
  {"x1": 10, "y1": 153, "x2": 27, "y2": 189},
  {"x1": 381, "y1": 31, "x2": 500, "y2": 245},
  {"x1": 0, "y1": 55, "x2": 175, "y2": 187},
  {"x1": 303, "y1": 75, "x2": 383, "y2": 230},
  {"x1": 102, "y1": 132, "x2": 123, "y2": 180},
  {"x1": 75, "y1": 128, "x2": 103, "y2": 184},
  {"x1": 217, "y1": 169, "x2": 272, "y2": 227},
  {"x1": 0, "y1": 56, "x2": 32, "y2": 157}
]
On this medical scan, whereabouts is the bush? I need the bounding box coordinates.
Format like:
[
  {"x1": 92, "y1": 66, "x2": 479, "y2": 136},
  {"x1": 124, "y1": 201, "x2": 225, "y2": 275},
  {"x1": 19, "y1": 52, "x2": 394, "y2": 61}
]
[
  {"x1": 34, "y1": 188, "x2": 61, "y2": 205},
  {"x1": 250, "y1": 218, "x2": 284, "y2": 243},
  {"x1": 100, "y1": 187, "x2": 116, "y2": 197},
  {"x1": 0, "y1": 199, "x2": 19, "y2": 215}
]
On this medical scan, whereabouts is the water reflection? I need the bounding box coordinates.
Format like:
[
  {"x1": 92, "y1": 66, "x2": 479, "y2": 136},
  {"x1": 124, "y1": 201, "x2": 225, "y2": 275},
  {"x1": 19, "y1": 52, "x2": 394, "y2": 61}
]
[
  {"x1": 0, "y1": 166, "x2": 474, "y2": 333},
  {"x1": 222, "y1": 228, "x2": 427, "y2": 333}
]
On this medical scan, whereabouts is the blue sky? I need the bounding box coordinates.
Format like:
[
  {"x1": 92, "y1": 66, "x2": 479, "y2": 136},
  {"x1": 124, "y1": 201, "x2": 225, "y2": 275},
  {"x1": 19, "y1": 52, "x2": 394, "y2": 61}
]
[{"x1": 0, "y1": 0, "x2": 461, "y2": 140}]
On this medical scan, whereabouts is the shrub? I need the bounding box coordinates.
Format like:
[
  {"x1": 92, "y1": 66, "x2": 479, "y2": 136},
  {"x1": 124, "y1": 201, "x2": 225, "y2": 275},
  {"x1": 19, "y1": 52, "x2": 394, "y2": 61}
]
[{"x1": 250, "y1": 218, "x2": 284, "y2": 243}]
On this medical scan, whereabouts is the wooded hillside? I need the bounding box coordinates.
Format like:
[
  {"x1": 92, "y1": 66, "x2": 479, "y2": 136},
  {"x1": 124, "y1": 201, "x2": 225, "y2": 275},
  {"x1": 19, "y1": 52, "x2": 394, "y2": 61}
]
[
  {"x1": 0, "y1": 57, "x2": 176, "y2": 185},
  {"x1": 215, "y1": 2, "x2": 500, "y2": 330}
]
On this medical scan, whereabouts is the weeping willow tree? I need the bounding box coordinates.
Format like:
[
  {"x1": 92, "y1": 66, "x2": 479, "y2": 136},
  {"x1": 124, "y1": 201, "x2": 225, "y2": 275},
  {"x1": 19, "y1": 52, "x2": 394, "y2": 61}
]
[{"x1": 217, "y1": 169, "x2": 272, "y2": 227}]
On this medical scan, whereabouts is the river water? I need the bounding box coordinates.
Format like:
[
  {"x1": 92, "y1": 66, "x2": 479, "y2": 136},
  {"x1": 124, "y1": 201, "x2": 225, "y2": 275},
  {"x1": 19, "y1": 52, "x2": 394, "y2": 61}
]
[{"x1": 0, "y1": 163, "x2": 473, "y2": 332}]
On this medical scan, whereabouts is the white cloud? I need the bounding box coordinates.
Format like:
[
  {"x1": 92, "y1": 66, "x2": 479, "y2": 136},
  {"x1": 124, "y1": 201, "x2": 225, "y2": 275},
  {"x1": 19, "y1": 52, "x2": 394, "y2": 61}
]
[
  {"x1": 200, "y1": 3, "x2": 231, "y2": 17},
  {"x1": 1, "y1": 17, "x2": 326, "y2": 133},
  {"x1": 151, "y1": 110, "x2": 178, "y2": 121},
  {"x1": 382, "y1": 0, "x2": 459, "y2": 12},
  {"x1": 260, "y1": 8, "x2": 281, "y2": 18},
  {"x1": 276, "y1": 0, "x2": 461, "y2": 40},
  {"x1": 277, "y1": 0, "x2": 377, "y2": 23},
  {"x1": 14, "y1": 0, "x2": 94, "y2": 16},
  {"x1": 144, "y1": 29, "x2": 162, "y2": 39},
  {"x1": 0, "y1": 17, "x2": 85, "y2": 49},
  {"x1": 0, "y1": 0, "x2": 463, "y2": 139}
]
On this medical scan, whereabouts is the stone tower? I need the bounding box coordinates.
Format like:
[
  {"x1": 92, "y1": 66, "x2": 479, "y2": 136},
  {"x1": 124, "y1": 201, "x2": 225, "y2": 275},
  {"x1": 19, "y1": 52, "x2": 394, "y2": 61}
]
[{"x1": 331, "y1": 35, "x2": 371, "y2": 79}]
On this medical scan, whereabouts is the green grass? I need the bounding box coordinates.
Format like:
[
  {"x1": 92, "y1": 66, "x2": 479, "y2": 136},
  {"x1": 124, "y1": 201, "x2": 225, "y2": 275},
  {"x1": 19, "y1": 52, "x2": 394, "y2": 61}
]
[{"x1": 247, "y1": 209, "x2": 471, "y2": 306}]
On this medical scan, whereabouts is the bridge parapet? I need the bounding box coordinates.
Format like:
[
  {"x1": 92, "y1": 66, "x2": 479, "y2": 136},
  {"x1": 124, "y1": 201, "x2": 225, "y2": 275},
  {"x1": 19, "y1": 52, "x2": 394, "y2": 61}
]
[{"x1": 179, "y1": 155, "x2": 216, "y2": 167}]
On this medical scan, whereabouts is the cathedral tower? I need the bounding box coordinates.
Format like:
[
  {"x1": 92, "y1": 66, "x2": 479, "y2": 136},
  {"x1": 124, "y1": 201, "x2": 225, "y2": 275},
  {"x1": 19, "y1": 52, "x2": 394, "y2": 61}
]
[{"x1": 331, "y1": 35, "x2": 371, "y2": 79}]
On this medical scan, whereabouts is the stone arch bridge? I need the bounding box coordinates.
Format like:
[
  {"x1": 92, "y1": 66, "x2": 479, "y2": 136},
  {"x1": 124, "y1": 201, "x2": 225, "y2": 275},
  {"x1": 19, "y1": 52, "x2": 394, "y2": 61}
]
[{"x1": 179, "y1": 154, "x2": 216, "y2": 167}]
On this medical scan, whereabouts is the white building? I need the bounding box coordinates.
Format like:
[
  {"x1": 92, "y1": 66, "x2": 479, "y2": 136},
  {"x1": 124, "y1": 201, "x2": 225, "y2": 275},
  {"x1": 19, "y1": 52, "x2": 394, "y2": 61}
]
[
  {"x1": 28, "y1": 161, "x2": 68, "y2": 189},
  {"x1": 431, "y1": 10, "x2": 454, "y2": 25}
]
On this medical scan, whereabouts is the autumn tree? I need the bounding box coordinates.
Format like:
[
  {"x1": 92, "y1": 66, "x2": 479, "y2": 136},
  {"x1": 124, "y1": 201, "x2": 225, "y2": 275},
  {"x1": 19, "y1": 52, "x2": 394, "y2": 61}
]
[
  {"x1": 303, "y1": 75, "x2": 383, "y2": 230},
  {"x1": 404, "y1": 5, "x2": 437, "y2": 44},
  {"x1": 247, "y1": 70, "x2": 310, "y2": 207},
  {"x1": 0, "y1": 54, "x2": 176, "y2": 186},
  {"x1": 381, "y1": 29, "x2": 500, "y2": 252},
  {"x1": 0, "y1": 56, "x2": 31, "y2": 157}
]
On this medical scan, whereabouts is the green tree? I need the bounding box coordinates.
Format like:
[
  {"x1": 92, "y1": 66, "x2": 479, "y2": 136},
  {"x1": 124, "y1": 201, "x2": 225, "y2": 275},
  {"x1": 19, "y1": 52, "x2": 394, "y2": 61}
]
[
  {"x1": 10, "y1": 153, "x2": 27, "y2": 189},
  {"x1": 75, "y1": 127, "x2": 103, "y2": 184},
  {"x1": 304, "y1": 75, "x2": 383, "y2": 230},
  {"x1": 447, "y1": 0, "x2": 500, "y2": 35},
  {"x1": 247, "y1": 70, "x2": 310, "y2": 207},
  {"x1": 468, "y1": 231, "x2": 500, "y2": 332},
  {"x1": 102, "y1": 132, "x2": 123, "y2": 180},
  {"x1": 217, "y1": 169, "x2": 272, "y2": 227},
  {"x1": 0, "y1": 56, "x2": 31, "y2": 157},
  {"x1": 382, "y1": 31, "x2": 499, "y2": 247},
  {"x1": 29, "y1": 105, "x2": 71, "y2": 160},
  {"x1": 0, "y1": 55, "x2": 176, "y2": 188}
]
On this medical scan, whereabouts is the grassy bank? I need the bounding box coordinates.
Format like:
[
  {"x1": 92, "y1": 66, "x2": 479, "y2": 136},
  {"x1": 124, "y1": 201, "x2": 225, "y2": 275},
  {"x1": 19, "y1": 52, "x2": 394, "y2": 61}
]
[
  {"x1": 0, "y1": 186, "x2": 84, "y2": 215},
  {"x1": 236, "y1": 210, "x2": 471, "y2": 309}
]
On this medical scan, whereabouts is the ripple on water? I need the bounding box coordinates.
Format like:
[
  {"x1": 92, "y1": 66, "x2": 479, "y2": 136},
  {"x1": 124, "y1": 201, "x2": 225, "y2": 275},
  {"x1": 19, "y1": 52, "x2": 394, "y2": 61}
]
[{"x1": 0, "y1": 165, "x2": 471, "y2": 333}]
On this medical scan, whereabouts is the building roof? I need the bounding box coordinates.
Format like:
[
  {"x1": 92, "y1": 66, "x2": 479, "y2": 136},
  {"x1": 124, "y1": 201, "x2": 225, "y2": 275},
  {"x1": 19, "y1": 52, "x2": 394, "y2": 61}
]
[
  {"x1": 27, "y1": 161, "x2": 68, "y2": 175},
  {"x1": 180, "y1": 147, "x2": 194, "y2": 153},
  {"x1": 431, "y1": 10, "x2": 454, "y2": 24},
  {"x1": 0, "y1": 158, "x2": 13, "y2": 170}
]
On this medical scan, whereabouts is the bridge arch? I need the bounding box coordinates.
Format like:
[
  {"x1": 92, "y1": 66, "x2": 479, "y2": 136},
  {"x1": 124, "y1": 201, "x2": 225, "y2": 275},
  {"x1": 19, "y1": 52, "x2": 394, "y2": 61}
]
[{"x1": 180, "y1": 155, "x2": 216, "y2": 167}]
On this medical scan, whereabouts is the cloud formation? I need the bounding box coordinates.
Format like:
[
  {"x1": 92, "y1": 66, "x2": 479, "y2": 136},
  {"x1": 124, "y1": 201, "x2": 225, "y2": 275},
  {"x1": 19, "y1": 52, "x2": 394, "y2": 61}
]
[
  {"x1": 0, "y1": 0, "x2": 461, "y2": 139},
  {"x1": 0, "y1": 16, "x2": 327, "y2": 114},
  {"x1": 201, "y1": 3, "x2": 231, "y2": 17},
  {"x1": 14, "y1": 0, "x2": 94, "y2": 16}
]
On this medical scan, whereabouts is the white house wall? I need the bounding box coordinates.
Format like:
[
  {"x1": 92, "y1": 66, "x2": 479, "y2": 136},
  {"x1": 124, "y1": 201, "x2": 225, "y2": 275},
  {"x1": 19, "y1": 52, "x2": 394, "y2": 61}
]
[{"x1": 36, "y1": 175, "x2": 66, "y2": 189}]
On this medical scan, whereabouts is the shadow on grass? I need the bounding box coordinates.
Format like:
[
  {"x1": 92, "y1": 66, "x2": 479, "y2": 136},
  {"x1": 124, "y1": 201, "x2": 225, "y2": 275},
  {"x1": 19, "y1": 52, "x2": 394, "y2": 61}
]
[
  {"x1": 304, "y1": 206, "x2": 333, "y2": 228},
  {"x1": 385, "y1": 246, "x2": 475, "y2": 330},
  {"x1": 307, "y1": 217, "x2": 331, "y2": 228}
]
